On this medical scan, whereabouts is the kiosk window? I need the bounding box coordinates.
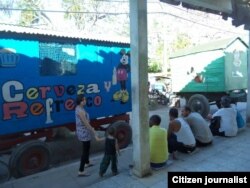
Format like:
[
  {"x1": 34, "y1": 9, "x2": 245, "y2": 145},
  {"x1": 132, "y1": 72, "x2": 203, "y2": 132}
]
[{"x1": 39, "y1": 43, "x2": 76, "y2": 76}]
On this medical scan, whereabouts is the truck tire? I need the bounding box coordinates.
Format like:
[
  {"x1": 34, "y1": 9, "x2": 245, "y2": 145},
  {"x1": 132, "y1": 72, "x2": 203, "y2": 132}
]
[
  {"x1": 109, "y1": 121, "x2": 132, "y2": 149},
  {"x1": 9, "y1": 140, "x2": 51, "y2": 178},
  {"x1": 187, "y1": 94, "x2": 210, "y2": 118},
  {"x1": 0, "y1": 160, "x2": 10, "y2": 183}
]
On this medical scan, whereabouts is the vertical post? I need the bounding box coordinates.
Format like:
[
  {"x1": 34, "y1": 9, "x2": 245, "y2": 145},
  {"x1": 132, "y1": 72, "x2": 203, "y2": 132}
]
[
  {"x1": 246, "y1": 31, "x2": 250, "y2": 126},
  {"x1": 129, "y1": 0, "x2": 151, "y2": 177}
]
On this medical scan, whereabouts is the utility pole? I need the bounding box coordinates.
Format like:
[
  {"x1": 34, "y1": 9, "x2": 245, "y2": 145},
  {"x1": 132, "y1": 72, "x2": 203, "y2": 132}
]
[
  {"x1": 246, "y1": 31, "x2": 250, "y2": 126},
  {"x1": 129, "y1": 0, "x2": 151, "y2": 177}
]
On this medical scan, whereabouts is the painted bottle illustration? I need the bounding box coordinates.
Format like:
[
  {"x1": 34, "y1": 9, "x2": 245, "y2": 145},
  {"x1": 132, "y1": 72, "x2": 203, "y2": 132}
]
[{"x1": 112, "y1": 67, "x2": 117, "y2": 85}]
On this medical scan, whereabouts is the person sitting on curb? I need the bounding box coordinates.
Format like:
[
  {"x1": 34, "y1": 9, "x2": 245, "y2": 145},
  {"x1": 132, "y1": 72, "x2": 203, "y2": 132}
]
[
  {"x1": 181, "y1": 105, "x2": 213, "y2": 147},
  {"x1": 208, "y1": 96, "x2": 238, "y2": 137},
  {"x1": 230, "y1": 101, "x2": 245, "y2": 130},
  {"x1": 149, "y1": 114, "x2": 168, "y2": 170},
  {"x1": 168, "y1": 107, "x2": 196, "y2": 159}
]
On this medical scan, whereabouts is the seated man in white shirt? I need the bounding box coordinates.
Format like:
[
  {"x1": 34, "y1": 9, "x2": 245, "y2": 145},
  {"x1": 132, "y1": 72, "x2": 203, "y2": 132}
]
[
  {"x1": 168, "y1": 107, "x2": 196, "y2": 159},
  {"x1": 208, "y1": 96, "x2": 238, "y2": 137}
]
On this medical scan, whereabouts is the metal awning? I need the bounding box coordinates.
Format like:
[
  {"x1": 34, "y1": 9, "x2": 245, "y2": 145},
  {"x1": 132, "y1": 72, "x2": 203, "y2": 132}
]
[{"x1": 160, "y1": 0, "x2": 250, "y2": 30}]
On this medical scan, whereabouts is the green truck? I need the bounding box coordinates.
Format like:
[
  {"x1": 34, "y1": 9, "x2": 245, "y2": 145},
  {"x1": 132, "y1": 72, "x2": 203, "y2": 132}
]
[{"x1": 170, "y1": 37, "x2": 248, "y2": 117}]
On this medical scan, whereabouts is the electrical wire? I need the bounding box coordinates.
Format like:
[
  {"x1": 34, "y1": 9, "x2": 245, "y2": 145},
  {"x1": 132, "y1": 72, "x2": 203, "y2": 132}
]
[{"x1": 0, "y1": 2, "x2": 247, "y2": 36}]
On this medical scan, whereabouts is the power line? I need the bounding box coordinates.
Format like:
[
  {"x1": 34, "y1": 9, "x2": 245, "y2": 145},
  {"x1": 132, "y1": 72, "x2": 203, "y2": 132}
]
[
  {"x1": 0, "y1": 7, "x2": 247, "y2": 36},
  {"x1": 149, "y1": 12, "x2": 246, "y2": 35},
  {"x1": 0, "y1": 7, "x2": 129, "y2": 14},
  {"x1": 0, "y1": 22, "x2": 48, "y2": 29}
]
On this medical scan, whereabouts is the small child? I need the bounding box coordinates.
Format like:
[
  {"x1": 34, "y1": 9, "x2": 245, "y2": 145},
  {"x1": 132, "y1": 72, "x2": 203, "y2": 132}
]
[{"x1": 99, "y1": 127, "x2": 120, "y2": 177}]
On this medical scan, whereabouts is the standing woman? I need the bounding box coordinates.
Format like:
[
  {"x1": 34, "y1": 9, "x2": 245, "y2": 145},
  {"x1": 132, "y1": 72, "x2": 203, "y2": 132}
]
[{"x1": 75, "y1": 94, "x2": 97, "y2": 176}]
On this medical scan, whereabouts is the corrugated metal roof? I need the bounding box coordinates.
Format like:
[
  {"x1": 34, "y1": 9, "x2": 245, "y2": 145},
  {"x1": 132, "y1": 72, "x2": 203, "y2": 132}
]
[
  {"x1": 0, "y1": 24, "x2": 130, "y2": 44},
  {"x1": 160, "y1": 0, "x2": 250, "y2": 29},
  {"x1": 170, "y1": 37, "x2": 248, "y2": 58}
]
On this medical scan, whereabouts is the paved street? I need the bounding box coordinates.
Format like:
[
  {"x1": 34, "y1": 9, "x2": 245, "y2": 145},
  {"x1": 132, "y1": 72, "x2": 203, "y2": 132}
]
[
  {"x1": 1, "y1": 103, "x2": 250, "y2": 188},
  {"x1": 2, "y1": 126, "x2": 250, "y2": 188}
]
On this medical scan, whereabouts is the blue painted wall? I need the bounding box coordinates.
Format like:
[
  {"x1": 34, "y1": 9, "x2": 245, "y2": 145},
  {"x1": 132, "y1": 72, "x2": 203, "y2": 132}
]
[{"x1": 0, "y1": 37, "x2": 131, "y2": 135}]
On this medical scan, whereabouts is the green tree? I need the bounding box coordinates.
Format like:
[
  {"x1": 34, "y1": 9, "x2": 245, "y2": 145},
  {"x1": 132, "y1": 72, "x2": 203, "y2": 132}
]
[
  {"x1": 17, "y1": 0, "x2": 51, "y2": 27},
  {"x1": 148, "y1": 59, "x2": 162, "y2": 73},
  {"x1": 171, "y1": 33, "x2": 192, "y2": 52},
  {"x1": 62, "y1": 0, "x2": 103, "y2": 30},
  {"x1": 0, "y1": 0, "x2": 15, "y2": 17}
]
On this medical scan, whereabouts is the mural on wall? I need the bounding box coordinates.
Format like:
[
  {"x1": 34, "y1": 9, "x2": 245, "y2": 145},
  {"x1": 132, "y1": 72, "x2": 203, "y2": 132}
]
[
  {"x1": 232, "y1": 49, "x2": 243, "y2": 78},
  {"x1": 0, "y1": 36, "x2": 132, "y2": 136},
  {"x1": 0, "y1": 48, "x2": 19, "y2": 67},
  {"x1": 1, "y1": 80, "x2": 102, "y2": 123},
  {"x1": 187, "y1": 66, "x2": 204, "y2": 83},
  {"x1": 112, "y1": 49, "x2": 130, "y2": 103}
]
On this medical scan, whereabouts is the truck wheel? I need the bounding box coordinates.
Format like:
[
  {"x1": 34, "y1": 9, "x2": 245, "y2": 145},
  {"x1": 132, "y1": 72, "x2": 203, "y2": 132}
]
[
  {"x1": 109, "y1": 121, "x2": 132, "y2": 149},
  {"x1": 187, "y1": 94, "x2": 210, "y2": 118},
  {"x1": 0, "y1": 160, "x2": 10, "y2": 183},
  {"x1": 9, "y1": 140, "x2": 51, "y2": 178}
]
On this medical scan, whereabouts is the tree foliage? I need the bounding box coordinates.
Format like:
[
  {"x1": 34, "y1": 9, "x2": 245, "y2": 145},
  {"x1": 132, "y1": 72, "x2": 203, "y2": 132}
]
[
  {"x1": 171, "y1": 33, "x2": 192, "y2": 52},
  {"x1": 148, "y1": 58, "x2": 162, "y2": 73},
  {"x1": 62, "y1": 0, "x2": 103, "y2": 30},
  {"x1": 0, "y1": 0, "x2": 15, "y2": 17},
  {"x1": 17, "y1": 0, "x2": 51, "y2": 27}
]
